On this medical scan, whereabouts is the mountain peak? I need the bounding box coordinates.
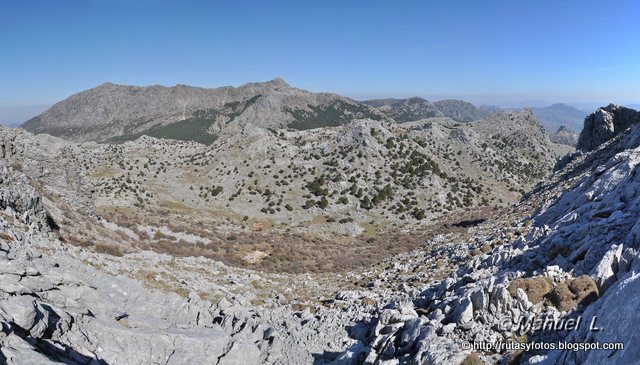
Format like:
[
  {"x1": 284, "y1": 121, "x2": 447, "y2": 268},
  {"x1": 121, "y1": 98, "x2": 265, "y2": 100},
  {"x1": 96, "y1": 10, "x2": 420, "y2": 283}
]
[
  {"x1": 406, "y1": 97, "x2": 428, "y2": 103},
  {"x1": 239, "y1": 78, "x2": 291, "y2": 90},
  {"x1": 266, "y1": 77, "x2": 289, "y2": 87},
  {"x1": 96, "y1": 82, "x2": 117, "y2": 89}
]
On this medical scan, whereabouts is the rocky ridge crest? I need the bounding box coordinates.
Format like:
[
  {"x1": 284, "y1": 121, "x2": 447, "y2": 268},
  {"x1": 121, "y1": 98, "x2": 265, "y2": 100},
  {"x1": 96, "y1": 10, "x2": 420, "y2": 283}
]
[
  {"x1": 577, "y1": 104, "x2": 639, "y2": 152},
  {"x1": 22, "y1": 80, "x2": 386, "y2": 143}
]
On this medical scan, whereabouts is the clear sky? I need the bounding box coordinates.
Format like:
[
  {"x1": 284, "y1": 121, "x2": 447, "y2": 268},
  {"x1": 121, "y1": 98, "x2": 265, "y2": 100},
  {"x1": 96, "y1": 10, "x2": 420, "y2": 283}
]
[{"x1": 1, "y1": 0, "x2": 639, "y2": 123}]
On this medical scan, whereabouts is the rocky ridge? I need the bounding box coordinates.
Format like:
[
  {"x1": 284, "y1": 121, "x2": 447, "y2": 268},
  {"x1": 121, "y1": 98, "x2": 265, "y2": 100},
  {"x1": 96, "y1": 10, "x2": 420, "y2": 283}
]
[
  {"x1": 23, "y1": 81, "x2": 518, "y2": 146},
  {"x1": 577, "y1": 104, "x2": 640, "y2": 152},
  {"x1": 432, "y1": 99, "x2": 494, "y2": 123},
  {"x1": 22, "y1": 79, "x2": 386, "y2": 143}
]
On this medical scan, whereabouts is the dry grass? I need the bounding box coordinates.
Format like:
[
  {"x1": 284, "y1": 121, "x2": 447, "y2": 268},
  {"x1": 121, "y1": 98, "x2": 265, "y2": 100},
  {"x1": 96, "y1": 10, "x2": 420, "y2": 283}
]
[
  {"x1": 547, "y1": 275, "x2": 598, "y2": 311},
  {"x1": 95, "y1": 205, "x2": 499, "y2": 274},
  {"x1": 507, "y1": 277, "x2": 553, "y2": 304},
  {"x1": 94, "y1": 242, "x2": 125, "y2": 257},
  {"x1": 129, "y1": 213, "x2": 491, "y2": 274},
  {"x1": 135, "y1": 270, "x2": 190, "y2": 298}
]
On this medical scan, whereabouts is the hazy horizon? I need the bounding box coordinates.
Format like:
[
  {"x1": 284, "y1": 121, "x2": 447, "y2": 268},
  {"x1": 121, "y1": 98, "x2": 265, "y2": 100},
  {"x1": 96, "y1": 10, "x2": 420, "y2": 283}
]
[{"x1": 2, "y1": 80, "x2": 640, "y2": 126}]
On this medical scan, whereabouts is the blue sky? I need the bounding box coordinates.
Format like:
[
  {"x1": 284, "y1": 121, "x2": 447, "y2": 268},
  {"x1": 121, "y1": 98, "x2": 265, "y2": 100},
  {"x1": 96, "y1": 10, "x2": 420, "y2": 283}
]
[{"x1": 1, "y1": 0, "x2": 639, "y2": 123}]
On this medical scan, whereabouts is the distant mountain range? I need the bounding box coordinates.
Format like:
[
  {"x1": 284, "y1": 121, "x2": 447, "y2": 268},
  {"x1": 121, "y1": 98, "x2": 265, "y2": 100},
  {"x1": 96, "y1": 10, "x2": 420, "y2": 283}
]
[
  {"x1": 22, "y1": 80, "x2": 505, "y2": 143},
  {"x1": 21, "y1": 79, "x2": 582, "y2": 149},
  {"x1": 22, "y1": 79, "x2": 387, "y2": 143},
  {"x1": 0, "y1": 122, "x2": 20, "y2": 128}
]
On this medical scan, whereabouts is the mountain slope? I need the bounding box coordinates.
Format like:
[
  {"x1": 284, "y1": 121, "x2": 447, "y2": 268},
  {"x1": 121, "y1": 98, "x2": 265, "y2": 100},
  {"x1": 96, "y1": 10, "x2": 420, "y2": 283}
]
[
  {"x1": 0, "y1": 108, "x2": 572, "y2": 363},
  {"x1": 83, "y1": 110, "x2": 567, "y2": 240},
  {"x1": 0, "y1": 144, "x2": 357, "y2": 365},
  {"x1": 22, "y1": 79, "x2": 385, "y2": 143}
]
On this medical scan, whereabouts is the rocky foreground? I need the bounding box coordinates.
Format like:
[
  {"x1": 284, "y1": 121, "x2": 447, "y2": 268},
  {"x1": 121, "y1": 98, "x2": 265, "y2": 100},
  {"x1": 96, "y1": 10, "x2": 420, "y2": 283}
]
[{"x1": 1, "y1": 104, "x2": 639, "y2": 364}]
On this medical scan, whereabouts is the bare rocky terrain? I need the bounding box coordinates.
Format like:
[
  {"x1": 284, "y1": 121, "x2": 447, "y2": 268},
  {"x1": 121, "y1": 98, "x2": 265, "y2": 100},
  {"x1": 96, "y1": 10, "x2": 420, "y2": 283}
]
[{"x1": 2, "y1": 80, "x2": 639, "y2": 364}]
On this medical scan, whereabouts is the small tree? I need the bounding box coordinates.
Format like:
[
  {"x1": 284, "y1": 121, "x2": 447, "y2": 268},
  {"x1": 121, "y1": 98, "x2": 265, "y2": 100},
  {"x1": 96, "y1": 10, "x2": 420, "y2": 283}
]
[{"x1": 318, "y1": 196, "x2": 329, "y2": 209}]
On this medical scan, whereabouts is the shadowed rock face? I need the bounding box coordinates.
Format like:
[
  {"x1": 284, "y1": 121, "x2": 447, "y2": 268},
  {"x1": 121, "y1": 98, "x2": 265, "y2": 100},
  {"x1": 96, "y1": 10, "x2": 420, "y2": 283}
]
[{"x1": 577, "y1": 104, "x2": 640, "y2": 152}]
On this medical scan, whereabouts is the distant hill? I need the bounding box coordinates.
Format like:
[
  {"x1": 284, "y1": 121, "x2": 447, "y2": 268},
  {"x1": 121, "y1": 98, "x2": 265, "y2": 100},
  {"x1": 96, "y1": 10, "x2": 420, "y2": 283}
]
[
  {"x1": 361, "y1": 97, "x2": 444, "y2": 122},
  {"x1": 363, "y1": 97, "x2": 494, "y2": 123},
  {"x1": 549, "y1": 125, "x2": 579, "y2": 146},
  {"x1": 433, "y1": 99, "x2": 493, "y2": 122},
  {"x1": 529, "y1": 103, "x2": 588, "y2": 133},
  {"x1": 478, "y1": 105, "x2": 503, "y2": 114},
  {"x1": 22, "y1": 79, "x2": 386, "y2": 143},
  {"x1": 0, "y1": 121, "x2": 21, "y2": 128}
]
